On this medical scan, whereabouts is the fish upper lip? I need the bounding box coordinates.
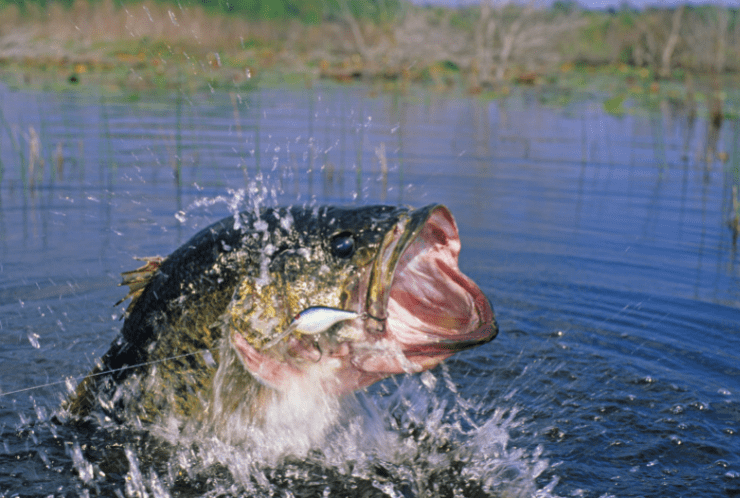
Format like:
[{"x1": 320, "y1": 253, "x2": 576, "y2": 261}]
[{"x1": 364, "y1": 204, "x2": 497, "y2": 356}]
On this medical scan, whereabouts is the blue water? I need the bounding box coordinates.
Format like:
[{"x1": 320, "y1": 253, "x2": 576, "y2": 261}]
[{"x1": 0, "y1": 83, "x2": 738, "y2": 497}]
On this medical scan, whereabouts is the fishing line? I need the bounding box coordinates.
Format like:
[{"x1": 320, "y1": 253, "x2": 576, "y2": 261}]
[
  {"x1": 0, "y1": 312, "x2": 386, "y2": 397},
  {"x1": 0, "y1": 349, "x2": 210, "y2": 398}
]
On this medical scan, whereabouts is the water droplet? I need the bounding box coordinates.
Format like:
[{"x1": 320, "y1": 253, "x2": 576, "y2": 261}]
[
  {"x1": 691, "y1": 401, "x2": 709, "y2": 411},
  {"x1": 34, "y1": 401, "x2": 47, "y2": 422},
  {"x1": 27, "y1": 331, "x2": 40, "y2": 349},
  {"x1": 420, "y1": 371, "x2": 437, "y2": 391},
  {"x1": 70, "y1": 443, "x2": 94, "y2": 484}
]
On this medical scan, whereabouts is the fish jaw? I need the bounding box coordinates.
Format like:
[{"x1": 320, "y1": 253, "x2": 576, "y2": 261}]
[
  {"x1": 230, "y1": 204, "x2": 497, "y2": 395},
  {"x1": 230, "y1": 325, "x2": 389, "y2": 394},
  {"x1": 350, "y1": 204, "x2": 497, "y2": 381},
  {"x1": 231, "y1": 331, "x2": 306, "y2": 390}
]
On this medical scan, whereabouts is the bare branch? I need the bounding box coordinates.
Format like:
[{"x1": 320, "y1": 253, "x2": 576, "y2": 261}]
[
  {"x1": 338, "y1": 0, "x2": 369, "y2": 62},
  {"x1": 715, "y1": 5, "x2": 729, "y2": 73},
  {"x1": 660, "y1": 6, "x2": 684, "y2": 78}
]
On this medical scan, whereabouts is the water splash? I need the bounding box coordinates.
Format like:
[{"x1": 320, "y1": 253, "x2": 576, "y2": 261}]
[
  {"x1": 175, "y1": 173, "x2": 284, "y2": 230},
  {"x1": 70, "y1": 442, "x2": 95, "y2": 485},
  {"x1": 61, "y1": 180, "x2": 560, "y2": 496},
  {"x1": 108, "y1": 372, "x2": 560, "y2": 497},
  {"x1": 27, "y1": 330, "x2": 41, "y2": 349}
]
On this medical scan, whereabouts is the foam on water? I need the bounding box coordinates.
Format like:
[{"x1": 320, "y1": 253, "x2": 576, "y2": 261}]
[{"x1": 102, "y1": 369, "x2": 560, "y2": 497}]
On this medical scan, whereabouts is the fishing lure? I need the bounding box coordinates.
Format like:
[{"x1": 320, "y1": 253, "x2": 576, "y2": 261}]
[{"x1": 262, "y1": 306, "x2": 360, "y2": 350}]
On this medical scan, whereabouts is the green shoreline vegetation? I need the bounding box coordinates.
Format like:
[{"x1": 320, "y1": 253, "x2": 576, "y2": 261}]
[{"x1": 0, "y1": 0, "x2": 738, "y2": 101}]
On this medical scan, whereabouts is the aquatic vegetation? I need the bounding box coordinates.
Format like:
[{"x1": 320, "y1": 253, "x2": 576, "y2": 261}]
[
  {"x1": 603, "y1": 93, "x2": 625, "y2": 116},
  {"x1": 0, "y1": 0, "x2": 739, "y2": 96}
]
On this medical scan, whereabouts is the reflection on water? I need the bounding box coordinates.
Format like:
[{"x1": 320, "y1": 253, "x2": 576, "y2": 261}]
[
  {"x1": 0, "y1": 83, "x2": 738, "y2": 497},
  {"x1": 0, "y1": 87, "x2": 738, "y2": 293}
]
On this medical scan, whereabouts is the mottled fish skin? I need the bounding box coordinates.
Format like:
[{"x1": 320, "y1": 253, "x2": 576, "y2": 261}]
[
  {"x1": 65, "y1": 206, "x2": 408, "y2": 422},
  {"x1": 64, "y1": 204, "x2": 497, "y2": 428}
]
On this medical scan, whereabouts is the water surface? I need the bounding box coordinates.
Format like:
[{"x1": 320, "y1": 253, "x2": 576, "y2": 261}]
[{"x1": 0, "y1": 83, "x2": 738, "y2": 497}]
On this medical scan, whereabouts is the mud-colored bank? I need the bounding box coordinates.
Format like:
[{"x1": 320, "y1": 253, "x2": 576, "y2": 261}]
[{"x1": 0, "y1": 0, "x2": 738, "y2": 120}]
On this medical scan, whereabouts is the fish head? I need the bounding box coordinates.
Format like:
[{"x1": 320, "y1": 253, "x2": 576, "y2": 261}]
[{"x1": 228, "y1": 204, "x2": 497, "y2": 395}]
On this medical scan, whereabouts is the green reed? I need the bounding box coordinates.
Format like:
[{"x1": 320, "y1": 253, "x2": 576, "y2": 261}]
[{"x1": 175, "y1": 89, "x2": 183, "y2": 187}]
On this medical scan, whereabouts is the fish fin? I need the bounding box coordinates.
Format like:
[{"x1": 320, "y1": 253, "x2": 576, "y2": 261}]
[{"x1": 115, "y1": 256, "x2": 165, "y2": 317}]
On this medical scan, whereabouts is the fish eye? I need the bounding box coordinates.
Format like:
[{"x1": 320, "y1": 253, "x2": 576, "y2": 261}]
[{"x1": 330, "y1": 232, "x2": 355, "y2": 259}]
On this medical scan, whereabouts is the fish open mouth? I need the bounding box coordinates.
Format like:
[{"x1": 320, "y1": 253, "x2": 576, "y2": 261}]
[
  {"x1": 357, "y1": 205, "x2": 497, "y2": 373},
  {"x1": 231, "y1": 204, "x2": 497, "y2": 393}
]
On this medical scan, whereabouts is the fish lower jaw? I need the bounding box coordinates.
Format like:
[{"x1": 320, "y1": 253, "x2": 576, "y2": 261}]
[
  {"x1": 378, "y1": 205, "x2": 496, "y2": 352},
  {"x1": 350, "y1": 339, "x2": 426, "y2": 375}
]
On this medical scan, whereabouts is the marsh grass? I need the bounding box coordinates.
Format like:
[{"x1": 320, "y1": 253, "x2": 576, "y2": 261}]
[
  {"x1": 0, "y1": 0, "x2": 307, "y2": 92},
  {"x1": 0, "y1": 103, "x2": 28, "y2": 190},
  {"x1": 1, "y1": 0, "x2": 739, "y2": 100},
  {"x1": 0, "y1": 0, "x2": 278, "y2": 49}
]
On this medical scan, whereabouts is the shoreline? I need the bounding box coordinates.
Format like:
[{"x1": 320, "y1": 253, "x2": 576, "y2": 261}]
[
  {"x1": 0, "y1": 0, "x2": 737, "y2": 120},
  {"x1": 0, "y1": 50, "x2": 736, "y2": 122}
]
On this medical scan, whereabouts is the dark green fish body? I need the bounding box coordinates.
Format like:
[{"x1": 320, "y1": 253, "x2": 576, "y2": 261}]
[{"x1": 66, "y1": 204, "x2": 497, "y2": 427}]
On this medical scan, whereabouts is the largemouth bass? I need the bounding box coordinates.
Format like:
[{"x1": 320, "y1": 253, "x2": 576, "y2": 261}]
[{"x1": 65, "y1": 204, "x2": 497, "y2": 426}]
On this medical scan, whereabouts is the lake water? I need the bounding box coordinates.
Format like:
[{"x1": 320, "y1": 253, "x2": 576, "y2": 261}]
[{"x1": 0, "y1": 82, "x2": 738, "y2": 497}]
